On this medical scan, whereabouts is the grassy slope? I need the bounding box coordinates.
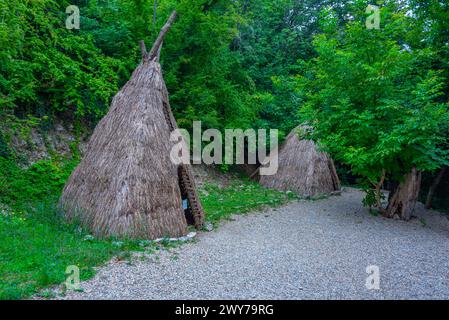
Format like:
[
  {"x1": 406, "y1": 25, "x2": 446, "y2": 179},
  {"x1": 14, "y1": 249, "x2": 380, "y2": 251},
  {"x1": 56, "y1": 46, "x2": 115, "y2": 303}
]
[{"x1": 0, "y1": 159, "x2": 294, "y2": 299}]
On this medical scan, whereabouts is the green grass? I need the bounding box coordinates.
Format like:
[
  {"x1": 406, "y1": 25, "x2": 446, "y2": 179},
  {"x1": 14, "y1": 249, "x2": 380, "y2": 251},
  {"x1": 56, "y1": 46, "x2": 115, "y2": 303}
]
[
  {"x1": 0, "y1": 157, "x2": 296, "y2": 300},
  {"x1": 200, "y1": 181, "x2": 298, "y2": 224},
  {"x1": 0, "y1": 198, "x2": 147, "y2": 299}
]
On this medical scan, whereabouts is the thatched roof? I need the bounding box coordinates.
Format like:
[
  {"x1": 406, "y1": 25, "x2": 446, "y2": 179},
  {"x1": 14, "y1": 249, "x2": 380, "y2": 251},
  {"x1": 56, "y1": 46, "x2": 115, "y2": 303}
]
[
  {"x1": 59, "y1": 12, "x2": 204, "y2": 239},
  {"x1": 258, "y1": 126, "x2": 341, "y2": 197}
]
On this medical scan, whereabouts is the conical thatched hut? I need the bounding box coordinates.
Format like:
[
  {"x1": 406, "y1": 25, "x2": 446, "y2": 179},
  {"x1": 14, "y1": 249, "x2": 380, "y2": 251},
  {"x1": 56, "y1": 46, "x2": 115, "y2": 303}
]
[
  {"x1": 60, "y1": 11, "x2": 204, "y2": 239},
  {"x1": 256, "y1": 126, "x2": 341, "y2": 197}
]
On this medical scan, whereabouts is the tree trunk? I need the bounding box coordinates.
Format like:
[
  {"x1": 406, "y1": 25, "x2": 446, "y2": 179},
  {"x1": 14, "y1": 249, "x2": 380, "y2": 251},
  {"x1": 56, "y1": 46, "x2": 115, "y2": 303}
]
[
  {"x1": 385, "y1": 167, "x2": 422, "y2": 220},
  {"x1": 425, "y1": 166, "x2": 447, "y2": 209}
]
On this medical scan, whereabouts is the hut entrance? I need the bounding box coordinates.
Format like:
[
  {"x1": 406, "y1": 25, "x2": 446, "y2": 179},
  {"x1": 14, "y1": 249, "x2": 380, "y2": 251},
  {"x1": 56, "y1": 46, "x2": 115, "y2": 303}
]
[
  {"x1": 177, "y1": 164, "x2": 205, "y2": 228},
  {"x1": 178, "y1": 165, "x2": 195, "y2": 225}
]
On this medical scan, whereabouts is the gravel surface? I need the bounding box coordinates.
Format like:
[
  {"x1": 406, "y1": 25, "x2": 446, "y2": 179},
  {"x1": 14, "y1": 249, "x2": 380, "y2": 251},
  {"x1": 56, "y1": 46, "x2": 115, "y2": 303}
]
[{"x1": 57, "y1": 188, "x2": 449, "y2": 300}]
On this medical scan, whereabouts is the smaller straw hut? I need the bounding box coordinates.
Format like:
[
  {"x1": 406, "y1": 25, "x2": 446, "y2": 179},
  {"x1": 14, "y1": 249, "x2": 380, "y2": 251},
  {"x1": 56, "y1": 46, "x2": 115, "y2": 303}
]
[{"x1": 256, "y1": 126, "x2": 341, "y2": 197}]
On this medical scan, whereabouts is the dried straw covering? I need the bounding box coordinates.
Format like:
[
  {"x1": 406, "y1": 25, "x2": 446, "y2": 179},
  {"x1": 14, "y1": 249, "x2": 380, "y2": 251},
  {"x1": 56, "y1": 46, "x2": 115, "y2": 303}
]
[
  {"x1": 259, "y1": 126, "x2": 341, "y2": 197},
  {"x1": 60, "y1": 12, "x2": 204, "y2": 239}
]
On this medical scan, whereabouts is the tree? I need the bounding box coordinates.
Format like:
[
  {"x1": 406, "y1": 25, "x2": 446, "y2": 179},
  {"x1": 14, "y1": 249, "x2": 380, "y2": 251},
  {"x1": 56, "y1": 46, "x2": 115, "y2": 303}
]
[
  {"x1": 298, "y1": 1, "x2": 449, "y2": 219},
  {"x1": 234, "y1": 0, "x2": 350, "y2": 138},
  {"x1": 425, "y1": 166, "x2": 447, "y2": 209},
  {"x1": 410, "y1": 0, "x2": 449, "y2": 210}
]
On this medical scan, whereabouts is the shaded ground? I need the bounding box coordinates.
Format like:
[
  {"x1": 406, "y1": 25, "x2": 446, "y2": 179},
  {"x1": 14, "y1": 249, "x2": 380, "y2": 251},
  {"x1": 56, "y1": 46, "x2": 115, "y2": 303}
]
[{"x1": 56, "y1": 188, "x2": 449, "y2": 300}]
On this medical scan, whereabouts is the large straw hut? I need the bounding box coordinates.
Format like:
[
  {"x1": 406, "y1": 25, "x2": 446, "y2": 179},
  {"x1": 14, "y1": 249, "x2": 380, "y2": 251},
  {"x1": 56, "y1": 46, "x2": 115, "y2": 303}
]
[
  {"x1": 256, "y1": 126, "x2": 341, "y2": 197},
  {"x1": 59, "y1": 12, "x2": 204, "y2": 239}
]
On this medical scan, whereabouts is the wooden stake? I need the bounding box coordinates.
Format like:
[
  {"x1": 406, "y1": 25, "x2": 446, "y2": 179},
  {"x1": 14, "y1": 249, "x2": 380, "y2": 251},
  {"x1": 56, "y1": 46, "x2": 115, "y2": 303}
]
[{"x1": 148, "y1": 10, "x2": 177, "y2": 60}]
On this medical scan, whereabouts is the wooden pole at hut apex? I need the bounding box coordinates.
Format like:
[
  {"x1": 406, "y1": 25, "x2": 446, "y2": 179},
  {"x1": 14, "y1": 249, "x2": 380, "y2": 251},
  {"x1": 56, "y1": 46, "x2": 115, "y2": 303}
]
[
  {"x1": 140, "y1": 10, "x2": 177, "y2": 62},
  {"x1": 141, "y1": 10, "x2": 206, "y2": 229}
]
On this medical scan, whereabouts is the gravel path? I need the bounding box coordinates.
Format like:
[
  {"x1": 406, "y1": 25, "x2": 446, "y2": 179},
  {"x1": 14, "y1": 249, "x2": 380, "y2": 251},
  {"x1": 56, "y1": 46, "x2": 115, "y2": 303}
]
[{"x1": 58, "y1": 188, "x2": 449, "y2": 300}]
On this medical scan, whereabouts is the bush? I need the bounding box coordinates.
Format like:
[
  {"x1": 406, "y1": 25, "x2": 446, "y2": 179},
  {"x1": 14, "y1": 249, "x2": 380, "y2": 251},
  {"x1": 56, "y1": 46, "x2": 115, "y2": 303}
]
[{"x1": 0, "y1": 157, "x2": 77, "y2": 206}]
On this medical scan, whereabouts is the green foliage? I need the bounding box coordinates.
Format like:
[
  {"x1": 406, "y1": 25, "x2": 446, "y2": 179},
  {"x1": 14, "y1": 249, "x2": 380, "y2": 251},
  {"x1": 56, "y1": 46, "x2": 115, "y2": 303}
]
[
  {"x1": 157, "y1": 0, "x2": 256, "y2": 131},
  {"x1": 0, "y1": 198, "x2": 146, "y2": 299},
  {"x1": 2, "y1": 0, "x2": 300, "y2": 138},
  {"x1": 1, "y1": 0, "x2": 349, "y2": 143},
  {"x1": 298, "y1": 1, "x2": 449, "y2": 204},
  {"x1": 200, "y1": 181, "x2": 297, "y2": 223},
  {"x1": 0, "y1": 0, "x2": 126, "y2": 126},
  {"x1": 234, "y1": 0, "x2": 348, "y2": 136},
  {"x1": 362, "y1": 187, "x2": 384, "y2": 209},
  {"x1": 0, "y1": 157, "x2": 77, "y2": 206},
  {"x1": 400, "y1": 1, "x2": 449, "y2": 207}
]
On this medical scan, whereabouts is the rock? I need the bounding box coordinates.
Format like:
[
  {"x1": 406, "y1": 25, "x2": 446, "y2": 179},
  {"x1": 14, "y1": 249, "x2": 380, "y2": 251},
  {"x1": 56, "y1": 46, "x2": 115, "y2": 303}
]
[
  {"x1": 55, "y1": 123, "x2": 65, "y2": 132},
  {"x1": 186, "y1": 232, "x2": 197, "y2": 239},
  {"x1": 139, "y1": 240, "x2": 152, "y2": 247},
  {"x1": 203, "y1": 222, "x2": 214, "y2": 232},
  {"x1": 83, "y1": 235, "x2": 95, "y2": 242},
  {"x1": 112, "y1": 241, "x2": 124, "y2": 248},
  {"x1": 8, "y1": 121, "x2": 90, "y2": 167},
  {"x1": 0, "y1": 203, "x2": 10, "y2": 216}
]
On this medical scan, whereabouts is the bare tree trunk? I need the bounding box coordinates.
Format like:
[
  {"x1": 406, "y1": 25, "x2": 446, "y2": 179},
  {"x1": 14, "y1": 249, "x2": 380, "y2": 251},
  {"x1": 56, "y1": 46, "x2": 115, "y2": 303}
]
[
  {"x1": 386, "y1": 167, "x2": 422, "y2": 220},
  {"x1": 425, "y1": 166, "x2": 447, "y2": 209}
]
